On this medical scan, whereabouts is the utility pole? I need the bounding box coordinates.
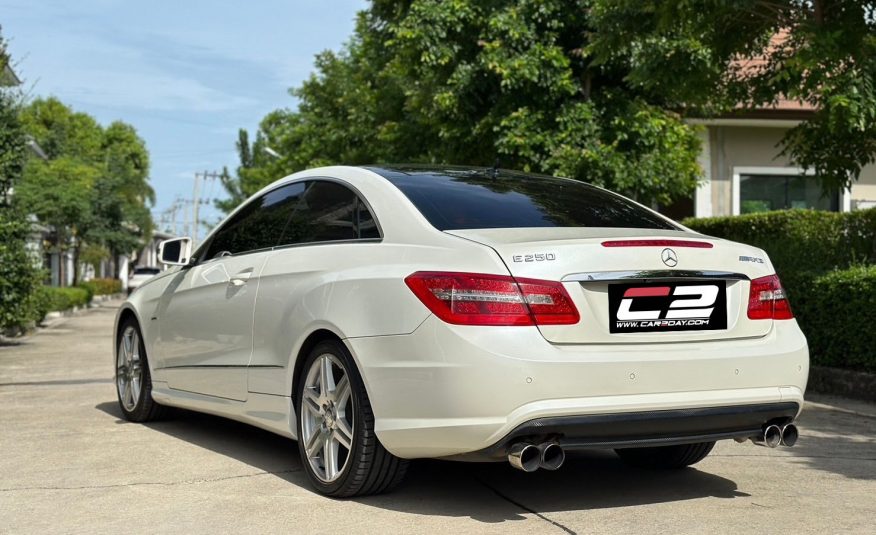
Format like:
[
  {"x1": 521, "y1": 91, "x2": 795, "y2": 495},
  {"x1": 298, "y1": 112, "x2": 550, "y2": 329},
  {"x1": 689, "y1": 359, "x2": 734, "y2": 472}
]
[
  {"x1": 192, "y1": 171, "x2": 222, "y2": 247},
  {"x1": 168, "y1": 196, "x2": 183, "y2": 236}
]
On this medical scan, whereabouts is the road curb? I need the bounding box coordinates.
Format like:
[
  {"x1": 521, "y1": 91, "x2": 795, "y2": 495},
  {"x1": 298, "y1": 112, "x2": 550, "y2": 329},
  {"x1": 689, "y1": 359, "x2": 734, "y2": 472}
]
[{"x1": 808, "y1": 366, "x2": 876, "y2": 404}]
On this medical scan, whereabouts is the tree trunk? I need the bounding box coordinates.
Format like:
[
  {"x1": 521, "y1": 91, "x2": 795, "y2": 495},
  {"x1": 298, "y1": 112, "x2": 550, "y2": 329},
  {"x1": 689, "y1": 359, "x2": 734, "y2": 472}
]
[{"x1": 72, "y1": 245, "x2": 80, "y2": 285}]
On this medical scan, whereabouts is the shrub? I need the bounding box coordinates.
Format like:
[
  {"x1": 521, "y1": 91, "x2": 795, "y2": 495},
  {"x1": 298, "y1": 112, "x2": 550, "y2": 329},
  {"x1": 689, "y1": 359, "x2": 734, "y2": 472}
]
[
  {"x1": 32, "y1": 287, "x2": 91, "y2": 322},
  {"x1": 682, "y1": 208, "x2": 876, "y2": 279},
  {"x1": 684, "y1": 209, "x2": 876, "y2": 373},
  {"x1": 30, "y1": 286, "x2": 53, "y2": 324},
  {"x1": 794, "y1": 266, "x2": 876, "y2": 373},
  {"x1": 80, "y1": 278, "x2": 122, "y2": 296},
  {"x1": 0, "y1": 210, "x2": 43, "y2": 331},
  {"x1": 77, "y1": 282, "x2": 94, "y2": 304}
]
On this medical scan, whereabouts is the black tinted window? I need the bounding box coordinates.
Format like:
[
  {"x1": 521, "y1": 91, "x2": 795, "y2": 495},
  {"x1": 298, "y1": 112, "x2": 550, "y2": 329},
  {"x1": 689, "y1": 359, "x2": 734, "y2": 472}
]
[
  {"x1": 374, "y1": 168, "x2": 677, "y2": 231},
  {"x1": 279, "y1": 181, "x2": 378, "y2": 246},
  {"x1": 357, "y1": 199, "x2": 379, "y2": 239},
  {"x1": 207, "y1": 182, "x2": 305, "y2": 258}
]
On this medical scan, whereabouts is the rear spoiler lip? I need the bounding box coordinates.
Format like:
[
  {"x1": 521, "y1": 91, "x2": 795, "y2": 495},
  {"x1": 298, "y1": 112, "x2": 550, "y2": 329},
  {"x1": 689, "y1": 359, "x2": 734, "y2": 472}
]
[{"x1": 563, "y1": 270, "x2": 751, "y2": 283}]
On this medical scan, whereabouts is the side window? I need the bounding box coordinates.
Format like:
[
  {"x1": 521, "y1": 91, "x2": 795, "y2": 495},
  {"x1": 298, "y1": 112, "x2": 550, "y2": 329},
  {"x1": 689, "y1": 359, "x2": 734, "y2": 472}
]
[
  {"x1": 356, "y1": 198, "x2": 380, "y2": 239},
  {"x1": 206, "y1": 182, "x2": 305, "y2": 259},
  {"x1": 278, "y1": 181, "x2": 380, "y2": 246}
]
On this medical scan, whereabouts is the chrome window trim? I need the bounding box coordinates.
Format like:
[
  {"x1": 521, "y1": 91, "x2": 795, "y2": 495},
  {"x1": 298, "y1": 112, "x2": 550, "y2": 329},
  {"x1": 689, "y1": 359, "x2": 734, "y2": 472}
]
[{"x1": 563, "y1": 270, "x2": 750, "y2": 282}]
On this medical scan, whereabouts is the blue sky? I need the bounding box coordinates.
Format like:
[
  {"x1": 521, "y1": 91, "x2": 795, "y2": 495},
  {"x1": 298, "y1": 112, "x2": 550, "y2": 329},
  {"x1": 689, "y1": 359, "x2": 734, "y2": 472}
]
[{"x1": 2, "y1": 0, "x2": 367, "y2": 234}]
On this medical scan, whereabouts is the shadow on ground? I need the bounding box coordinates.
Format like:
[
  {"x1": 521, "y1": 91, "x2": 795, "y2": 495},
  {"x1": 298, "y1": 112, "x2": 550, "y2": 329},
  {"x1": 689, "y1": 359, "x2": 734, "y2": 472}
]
[
  {"x1": 97, "y1": 401, "x2": 749, "y2": 523},
  {"x1": 787, "y1": 406, "x2": 876, "y2": 481},
  {"x1": 96, "y1": 401, "x2": 307, "y2": 486}
]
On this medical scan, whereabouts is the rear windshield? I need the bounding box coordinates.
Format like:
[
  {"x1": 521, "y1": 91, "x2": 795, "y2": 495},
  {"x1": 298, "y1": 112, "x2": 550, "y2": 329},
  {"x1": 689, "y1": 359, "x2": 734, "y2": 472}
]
[
  {"x1": 133, "y1": 267, "x2": 160, "y2": 275},
  {"x1": 373, "y1": 167, "x2": 678, "y2": 231}
]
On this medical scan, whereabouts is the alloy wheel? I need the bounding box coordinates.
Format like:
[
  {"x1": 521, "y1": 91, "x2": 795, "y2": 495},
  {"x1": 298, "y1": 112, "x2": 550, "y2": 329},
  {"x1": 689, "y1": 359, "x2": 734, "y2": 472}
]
[
  {"x1": 116, "y1": 326, "x2": 143, "y2": 412},
  {"x1": 300, "y1": 353, "x2": 355, "y2": 483}
]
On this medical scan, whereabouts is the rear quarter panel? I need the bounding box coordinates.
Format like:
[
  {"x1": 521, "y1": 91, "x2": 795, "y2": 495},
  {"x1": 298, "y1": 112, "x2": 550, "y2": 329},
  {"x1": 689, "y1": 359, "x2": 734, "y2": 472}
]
[{"x1": 248, "y1": 236, "x2": 509, "y2": 396}]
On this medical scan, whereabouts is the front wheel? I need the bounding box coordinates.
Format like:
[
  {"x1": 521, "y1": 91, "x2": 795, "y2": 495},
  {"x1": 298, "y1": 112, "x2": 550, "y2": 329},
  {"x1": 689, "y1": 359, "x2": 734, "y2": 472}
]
[
  {"x1": 615, "y1": 441, "x2": 715, "y2": 469},
  {"x1": 115, "y1": 319, "x2": 166, "y2": 422},
  {"x1": 295, "y1": 340, "x2": 408, "y2": 497}
]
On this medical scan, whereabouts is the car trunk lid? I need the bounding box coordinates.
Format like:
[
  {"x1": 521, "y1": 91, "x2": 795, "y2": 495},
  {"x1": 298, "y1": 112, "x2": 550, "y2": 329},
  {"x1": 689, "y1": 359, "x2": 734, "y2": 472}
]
[{"x1": 445, "y1": 227, "x2": 775, "y2": 344}]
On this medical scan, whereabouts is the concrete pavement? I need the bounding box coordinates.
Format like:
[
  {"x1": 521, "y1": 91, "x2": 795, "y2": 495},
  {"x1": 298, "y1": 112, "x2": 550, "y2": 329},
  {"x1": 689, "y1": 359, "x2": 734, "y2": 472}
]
[{"x1": 1, "y1": 301, "x2": 875, "y2": 534}]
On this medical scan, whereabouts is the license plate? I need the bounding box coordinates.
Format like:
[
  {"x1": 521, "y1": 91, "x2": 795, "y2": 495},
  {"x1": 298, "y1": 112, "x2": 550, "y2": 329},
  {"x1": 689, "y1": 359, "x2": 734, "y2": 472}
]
[{"x1": 608, "y1": 281, "x2": 727, "y2": 333}]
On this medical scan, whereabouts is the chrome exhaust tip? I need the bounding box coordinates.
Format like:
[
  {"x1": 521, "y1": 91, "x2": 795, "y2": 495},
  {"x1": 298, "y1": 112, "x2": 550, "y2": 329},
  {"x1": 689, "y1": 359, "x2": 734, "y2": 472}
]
[
  {"x1": 751, "y1": 424, "x2": 783, "y2": 448},
  {"x1": 538, "y1": 442, "x2": 565, "y2": 471},
  {"x1": 508, "y1": 443, "x2": 540, "y2": 472},
  {"x1": 781, "y1": 424, "x2": 799, "y2": 447},
  {"x1": 763, "y1": 424, "x2": 782, "y2": 448}
]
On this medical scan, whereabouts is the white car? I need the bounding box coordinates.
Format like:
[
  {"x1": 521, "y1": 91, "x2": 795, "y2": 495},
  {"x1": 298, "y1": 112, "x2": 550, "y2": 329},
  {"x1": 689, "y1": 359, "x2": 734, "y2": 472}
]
[
  {"x1": 127, "y1": 266, "x2": 161, "y2": 295},
  {"x1": 114, "y1": 165, "x2": 808, "y2": 497}
]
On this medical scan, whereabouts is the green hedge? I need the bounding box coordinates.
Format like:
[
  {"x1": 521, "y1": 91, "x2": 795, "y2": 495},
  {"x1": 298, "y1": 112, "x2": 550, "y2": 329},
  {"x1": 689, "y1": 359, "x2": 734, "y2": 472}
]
[
  {"x1": 32, "y1": 286, "x2": 91, "y2": 323},
  {"x1": 794, "y1": 266, "x2": 876, "y2": 373},
  {"x1": 683, "y1": 209, "x2": 876, "y2": 373},
  {"x1": 0, "y1": 210, "x2": 43, "y2": 331},
  {"x1": 80, "y1": 278, "x2": 122, "y2": 296},
  {"x1": 682, "y1": 209, "x2": 876, "y2": 279}
]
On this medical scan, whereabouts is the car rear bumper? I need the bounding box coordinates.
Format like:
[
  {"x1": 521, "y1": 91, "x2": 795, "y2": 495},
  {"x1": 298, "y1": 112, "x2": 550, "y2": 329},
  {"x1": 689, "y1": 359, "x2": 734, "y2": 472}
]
[
  {"x1": 451, "y1": 401, "x2": 799, "y2": 461},
  {"x1": 345, "y1": 316, "x2": 809, "y2": 459}
]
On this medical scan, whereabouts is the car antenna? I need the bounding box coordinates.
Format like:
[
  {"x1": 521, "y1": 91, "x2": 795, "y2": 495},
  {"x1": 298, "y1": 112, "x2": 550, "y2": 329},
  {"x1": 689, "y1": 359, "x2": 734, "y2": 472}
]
[{"x1": 490, "y1": 157, "x2": 500, "y2": 179}]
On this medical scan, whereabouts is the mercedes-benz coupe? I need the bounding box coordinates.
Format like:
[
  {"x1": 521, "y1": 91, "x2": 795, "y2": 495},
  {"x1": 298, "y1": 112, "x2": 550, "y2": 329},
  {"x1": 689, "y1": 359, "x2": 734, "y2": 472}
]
[{"x1": 114, "y1": 165, "x2": 808, "y2": 497}]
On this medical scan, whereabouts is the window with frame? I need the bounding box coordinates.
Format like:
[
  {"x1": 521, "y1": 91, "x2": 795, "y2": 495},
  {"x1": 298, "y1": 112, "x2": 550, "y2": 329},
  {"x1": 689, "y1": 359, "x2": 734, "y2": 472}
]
[
  {"x1": 205, "y1": 182, "x2": 306, "y2": 259},
  {"x1": 740, "y1": 174, "x2": 838, "y2": 214},
  {"x1": 277, "y1": 181, "x2": 379, "y2": 247},
  {"x1": 201, "y1": 180, "x2": 380, "y2": 260}
]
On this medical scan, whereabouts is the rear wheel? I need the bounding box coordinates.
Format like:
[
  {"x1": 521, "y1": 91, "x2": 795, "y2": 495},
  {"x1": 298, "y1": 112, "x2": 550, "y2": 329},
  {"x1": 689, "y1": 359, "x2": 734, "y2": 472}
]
[
  {"x1": 115, "y1": 319, "x2": 166, "y2": 422},
  {"x1": 615, "y1": 441, "x2": 715, "y2": 469},
  {"x1": 295, "y1": 340, "x2": 408, "y2": 497}
]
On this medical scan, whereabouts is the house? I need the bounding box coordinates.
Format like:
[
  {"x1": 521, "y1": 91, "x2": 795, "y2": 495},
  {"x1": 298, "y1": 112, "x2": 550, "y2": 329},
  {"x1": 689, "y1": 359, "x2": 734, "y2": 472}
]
[
  {"x1": 683, "y1": 104, "x2": 876, "y2": 220},
  {"x1": 1, "y1": 57, "x2": 21, "y2": 86},
  {"x1": 667, "y1": 33, "x2": 876, "y2": 220}
]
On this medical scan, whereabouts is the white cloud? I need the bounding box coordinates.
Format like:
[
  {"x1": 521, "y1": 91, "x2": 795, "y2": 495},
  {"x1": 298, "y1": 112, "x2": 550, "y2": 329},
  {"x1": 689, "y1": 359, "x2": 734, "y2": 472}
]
[{"x1": 60, "y1": 68, "x2": 258, "y2": 112}]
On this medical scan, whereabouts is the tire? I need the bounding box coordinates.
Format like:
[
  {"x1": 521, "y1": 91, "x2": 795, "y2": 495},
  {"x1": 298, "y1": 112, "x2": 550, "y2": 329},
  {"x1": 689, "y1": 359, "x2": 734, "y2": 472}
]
[
  {"x1": 115, "y1": 319, "x2": 167, "y2": 422},
  {"x1": 615, "y1": 441, "x2": 715, "y2": 469},
  {"x1": 295, "y1": 340, "x2": 408, "y2": 497}
]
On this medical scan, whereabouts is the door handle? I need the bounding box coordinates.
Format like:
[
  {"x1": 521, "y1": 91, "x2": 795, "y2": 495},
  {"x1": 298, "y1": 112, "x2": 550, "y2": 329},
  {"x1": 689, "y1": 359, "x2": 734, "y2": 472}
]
[{"x1": 229, "y1": 270, "x2": 253, "y2": 286}]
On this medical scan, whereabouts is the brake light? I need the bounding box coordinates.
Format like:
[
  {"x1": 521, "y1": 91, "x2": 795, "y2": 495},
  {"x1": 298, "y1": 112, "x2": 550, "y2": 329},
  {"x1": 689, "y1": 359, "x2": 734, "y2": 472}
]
[
  {"x1": 747, "y1": 275, "x2": 793, "y2": 320},
  {"x1": 404, "y1": 272, "x2": 579, "y2": 326},
  {"x1": 601, "y1": 239, "x2": 713, "y2": 248}
]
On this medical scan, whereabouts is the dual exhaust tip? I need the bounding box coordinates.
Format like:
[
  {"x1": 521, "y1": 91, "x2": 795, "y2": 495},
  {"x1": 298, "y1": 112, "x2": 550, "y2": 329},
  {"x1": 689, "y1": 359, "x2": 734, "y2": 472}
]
[
  {"x1": 508, "y1": 423, "x2": 798, "y2": 471},
  {"x1": 508, "y1": 442, "x2": 564, "y2": 472},
  {"x1": 750, "y1": 423, "x2": 798, "y2": 448}
]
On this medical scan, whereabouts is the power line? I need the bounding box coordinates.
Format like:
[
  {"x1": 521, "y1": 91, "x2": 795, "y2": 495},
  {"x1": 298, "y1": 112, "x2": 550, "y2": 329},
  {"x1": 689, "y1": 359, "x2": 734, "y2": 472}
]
[{"x1": 192, "y1": 171, "x2": 222, "y2": 247}]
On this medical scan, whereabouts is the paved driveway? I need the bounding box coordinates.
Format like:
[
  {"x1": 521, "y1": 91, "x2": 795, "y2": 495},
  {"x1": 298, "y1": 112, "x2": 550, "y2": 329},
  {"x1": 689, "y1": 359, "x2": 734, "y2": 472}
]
[{"x1": 1, "y1": 302, "x2": 875, "y2": 534}]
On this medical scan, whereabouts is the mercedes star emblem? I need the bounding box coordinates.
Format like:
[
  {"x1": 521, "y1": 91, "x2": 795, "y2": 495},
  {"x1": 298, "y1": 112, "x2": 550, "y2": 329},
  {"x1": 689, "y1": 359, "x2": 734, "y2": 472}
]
[{"x1": 661, "y1": 248, "x2": 678, "y2": 267}]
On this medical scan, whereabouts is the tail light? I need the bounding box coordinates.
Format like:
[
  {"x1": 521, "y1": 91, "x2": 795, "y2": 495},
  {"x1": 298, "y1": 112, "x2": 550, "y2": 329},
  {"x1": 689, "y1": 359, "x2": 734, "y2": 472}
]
[
  {"x1": 404, "y1": 271, "x2": 579, "y2": 326},
  {"x1": 747, "y1": 275, "x2": 793, "y2": 320},
  {"x1": 601, "y1": 239, "x2": 714, "y2": 248}
]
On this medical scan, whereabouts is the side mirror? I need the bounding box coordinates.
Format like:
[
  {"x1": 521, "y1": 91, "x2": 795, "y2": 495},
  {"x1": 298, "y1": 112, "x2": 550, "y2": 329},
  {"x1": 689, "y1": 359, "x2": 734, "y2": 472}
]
[{"x1": 158, "y1": 237, "x2": 192, "y2": 266}]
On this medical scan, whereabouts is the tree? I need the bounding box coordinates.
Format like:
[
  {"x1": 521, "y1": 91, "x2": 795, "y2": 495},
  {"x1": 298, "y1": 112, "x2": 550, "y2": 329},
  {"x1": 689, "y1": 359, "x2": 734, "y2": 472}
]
[
  {"x1": 219, "y1": 0, "x2": 703, "y2": 212},
  {"x1": 0, "y1": 210, "x2": 43, "y2": 331},
  {"x1": 0, "y1": 90, "x2": 25, "y2": 205},
  {"x1": 88, "y1": 121, "x2": 154, "y2": 277},
  {"x1": 216, "y1": 129, "x2": 255, "y2": 214},
  {"x1": 15, "y1": 98, "x2": 154, "y2": 282},
  {"x1": 0, "y1": 30, "x2": 41, "y2": 331},
  {"x1": 15, "y1": 156, "x2": 97, "y2": 283},
  {"x1": 587, "y1": 0, "x2": 876, "y2": 192}
]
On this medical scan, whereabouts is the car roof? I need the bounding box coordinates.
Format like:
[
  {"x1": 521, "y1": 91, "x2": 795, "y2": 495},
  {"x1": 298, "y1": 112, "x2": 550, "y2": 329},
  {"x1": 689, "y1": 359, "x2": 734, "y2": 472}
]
[{"x1": 361, "y1": 164, "x2": 580, "y2": 185}]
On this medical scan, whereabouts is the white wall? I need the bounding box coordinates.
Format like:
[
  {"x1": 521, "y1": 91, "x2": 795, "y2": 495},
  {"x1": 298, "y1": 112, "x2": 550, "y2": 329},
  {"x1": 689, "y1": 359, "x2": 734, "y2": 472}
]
[{"x1": 696, "y1": 122, "x2": 875, "y2": 216}]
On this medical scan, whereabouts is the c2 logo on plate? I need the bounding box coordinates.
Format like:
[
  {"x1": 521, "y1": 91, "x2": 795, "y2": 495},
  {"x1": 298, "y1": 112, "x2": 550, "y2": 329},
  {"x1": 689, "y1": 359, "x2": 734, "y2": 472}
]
[{"x1": 608, "y1": 281, "x2": 728, "y2": 333}]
